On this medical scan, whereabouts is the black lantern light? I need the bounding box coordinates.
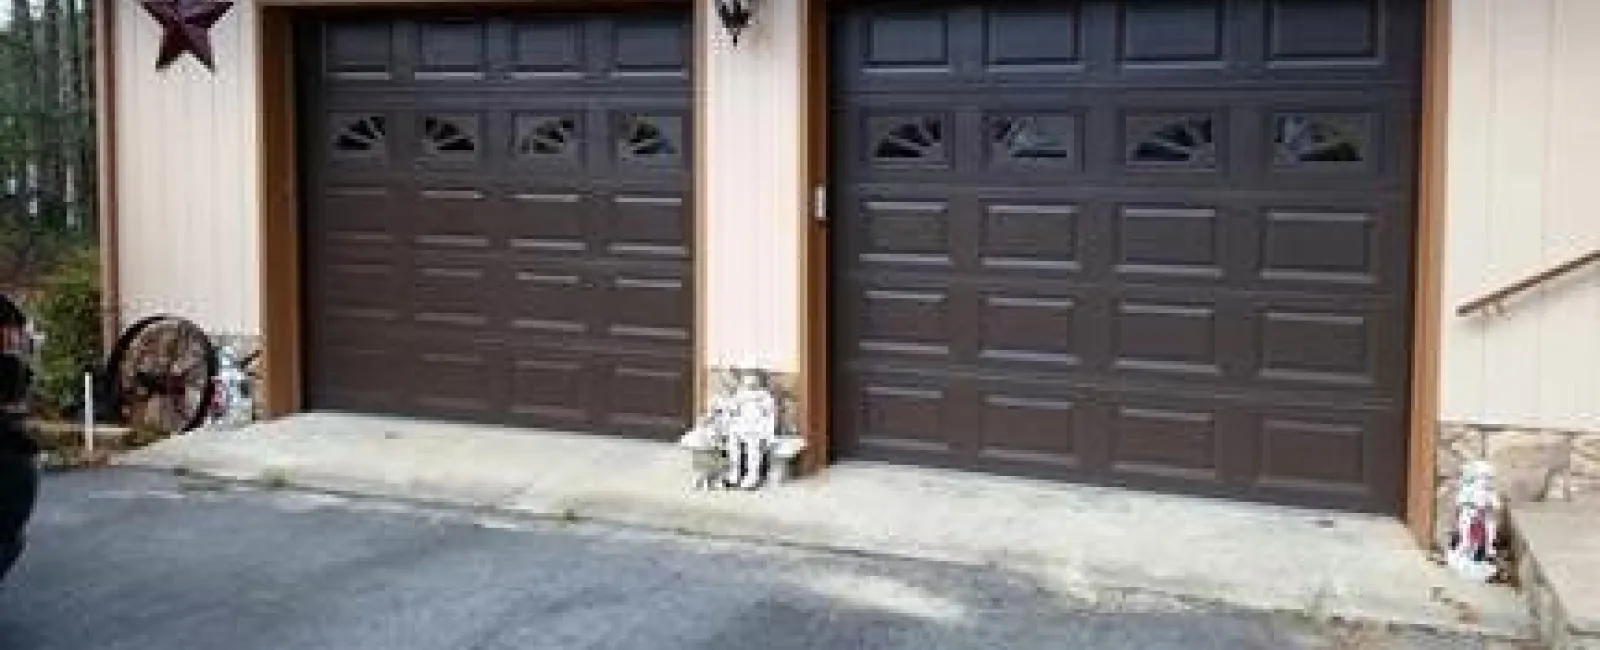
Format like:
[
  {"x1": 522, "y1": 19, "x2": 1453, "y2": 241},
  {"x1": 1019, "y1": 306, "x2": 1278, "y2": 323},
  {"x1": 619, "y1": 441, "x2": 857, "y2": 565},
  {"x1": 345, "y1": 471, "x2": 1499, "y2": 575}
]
[{"x1": 715, "y1": 0, "x2": 754, "y2": 45}]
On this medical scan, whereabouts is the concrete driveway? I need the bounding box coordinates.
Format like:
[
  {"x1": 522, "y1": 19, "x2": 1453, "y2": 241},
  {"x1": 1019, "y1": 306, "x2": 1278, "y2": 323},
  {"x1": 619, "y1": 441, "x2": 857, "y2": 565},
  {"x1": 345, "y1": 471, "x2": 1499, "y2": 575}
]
[{"x1": 0, "y1": 470, "x2": 1504, "y2": 650}]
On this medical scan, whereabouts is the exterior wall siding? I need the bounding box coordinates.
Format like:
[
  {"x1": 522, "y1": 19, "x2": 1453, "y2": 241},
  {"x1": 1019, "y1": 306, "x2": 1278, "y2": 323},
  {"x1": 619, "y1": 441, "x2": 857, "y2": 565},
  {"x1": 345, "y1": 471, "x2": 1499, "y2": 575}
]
[
  {"x1": 1431, "y1": 0, "x2": 1600, "y2": 540},
  {"x1": 700, "y1": 0, "x2": 806, "y2": 375},
  {"x1": 112, "y1": 0, "x2": 261, "y2": 336},
  {"x1": 1440, "y1": 0, "x2": 1600, "y2": 434}
]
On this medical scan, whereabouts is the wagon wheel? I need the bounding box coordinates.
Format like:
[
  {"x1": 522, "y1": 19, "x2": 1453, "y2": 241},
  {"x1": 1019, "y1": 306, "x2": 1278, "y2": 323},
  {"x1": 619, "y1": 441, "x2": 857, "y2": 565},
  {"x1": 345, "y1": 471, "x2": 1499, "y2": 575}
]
[{"x1": 106, "y1": 315, "x2": 218, "y2": 434}]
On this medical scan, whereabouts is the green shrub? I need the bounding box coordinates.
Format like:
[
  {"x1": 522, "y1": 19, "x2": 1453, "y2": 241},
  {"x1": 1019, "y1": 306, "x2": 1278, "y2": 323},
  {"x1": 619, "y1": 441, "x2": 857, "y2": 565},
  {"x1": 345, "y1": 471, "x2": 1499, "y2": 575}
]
[{"x1": 30, "y1": 247, "x2": 102, "y2": 418}]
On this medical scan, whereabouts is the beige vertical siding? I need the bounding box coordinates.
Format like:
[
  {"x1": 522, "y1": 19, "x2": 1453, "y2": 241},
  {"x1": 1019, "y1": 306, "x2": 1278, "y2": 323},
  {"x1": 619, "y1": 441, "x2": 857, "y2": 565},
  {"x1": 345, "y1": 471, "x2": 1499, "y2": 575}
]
[
  {"x1": 1440, "y1": 0, "x2": 1600, "y2": 432},
  {"x1": 700, "y1": 0, "x2": 806, "y2": 373},
  {"x1": 113, "y1": 0, "x2": 261, "y2": 335}
]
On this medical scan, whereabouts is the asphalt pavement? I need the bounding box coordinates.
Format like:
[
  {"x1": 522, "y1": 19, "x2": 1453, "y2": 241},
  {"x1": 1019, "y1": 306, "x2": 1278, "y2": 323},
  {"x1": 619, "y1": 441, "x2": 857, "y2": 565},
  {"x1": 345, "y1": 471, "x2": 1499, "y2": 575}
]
[{"x1": 0, "y1": 469, "x2": 1504, "y2": 650}]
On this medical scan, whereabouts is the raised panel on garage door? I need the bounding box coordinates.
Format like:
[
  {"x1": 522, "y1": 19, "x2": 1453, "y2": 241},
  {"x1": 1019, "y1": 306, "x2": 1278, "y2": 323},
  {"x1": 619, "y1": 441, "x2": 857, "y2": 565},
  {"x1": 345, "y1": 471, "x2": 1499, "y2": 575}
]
[
  {"x1": 831, "y1": 0, "x2": 1422, "y2": 513},
  {"x1": 302, "y1": 11, "x2": 694, "y2": 439}
]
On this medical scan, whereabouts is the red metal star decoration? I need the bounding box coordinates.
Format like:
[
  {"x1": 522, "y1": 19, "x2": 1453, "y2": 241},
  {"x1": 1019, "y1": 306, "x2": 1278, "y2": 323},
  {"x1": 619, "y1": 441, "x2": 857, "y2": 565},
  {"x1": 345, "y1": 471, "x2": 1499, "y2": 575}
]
[{"x1": 140, "y1": 0, "x2": 235, "y2": 72}]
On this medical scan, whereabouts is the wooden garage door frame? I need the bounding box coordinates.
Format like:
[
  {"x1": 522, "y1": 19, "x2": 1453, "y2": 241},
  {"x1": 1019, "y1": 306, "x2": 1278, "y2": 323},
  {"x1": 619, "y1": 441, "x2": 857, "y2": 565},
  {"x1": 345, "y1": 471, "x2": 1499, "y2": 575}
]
[
  {"x1": 252, "y1": 0, "x2": 707, "y2": 425},
  {"x1": 798, "y1": 0, "x2": 1451, "y2": 542}
]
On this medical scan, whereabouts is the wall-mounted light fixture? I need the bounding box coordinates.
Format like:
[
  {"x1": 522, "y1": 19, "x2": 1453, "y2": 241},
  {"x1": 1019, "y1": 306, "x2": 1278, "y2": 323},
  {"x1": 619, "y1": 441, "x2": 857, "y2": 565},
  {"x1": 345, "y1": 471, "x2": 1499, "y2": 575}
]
[{"x1": 715, "y1": 0, "x2": 755, "y2": 45}]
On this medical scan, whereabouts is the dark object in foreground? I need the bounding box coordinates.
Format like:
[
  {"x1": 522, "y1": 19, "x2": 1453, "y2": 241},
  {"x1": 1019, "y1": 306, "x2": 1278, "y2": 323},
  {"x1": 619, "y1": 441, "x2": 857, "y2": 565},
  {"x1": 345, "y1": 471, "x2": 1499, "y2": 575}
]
[
  {"x1": 0, "y1": 420, "x2": 37, "y2": 581},
  {"x1": 0, "y1": 293, "x2": 36, "y2": 581}
]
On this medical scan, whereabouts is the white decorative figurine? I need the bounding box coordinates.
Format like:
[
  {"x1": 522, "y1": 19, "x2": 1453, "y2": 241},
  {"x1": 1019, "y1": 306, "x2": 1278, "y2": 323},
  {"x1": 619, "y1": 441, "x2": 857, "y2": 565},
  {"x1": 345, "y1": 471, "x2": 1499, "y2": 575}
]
[
  {"x1": 679, "y1": 392, "x2": 733, "y2": 490},
  {"x1": 723, "y1": 373, "x2": 778, "y2": 489},
  {"x1": 679, "y1": 370, "x2": 808, "y2": 491},
  {"x1": 207, "y1": 345, "x2": 254, "y2": 429},
  {"x1": 1447, "y1": 459, "x2": 1502, "y2": 582}
]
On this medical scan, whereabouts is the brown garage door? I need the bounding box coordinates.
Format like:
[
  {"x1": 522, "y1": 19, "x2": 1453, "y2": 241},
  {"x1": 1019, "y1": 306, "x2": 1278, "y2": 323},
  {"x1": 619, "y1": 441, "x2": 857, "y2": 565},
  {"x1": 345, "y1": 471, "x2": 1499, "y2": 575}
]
[
  {"x1": 301, "y1": 11, "x2": 694, "y2": 439},
  {"x1": 831, "y1": 0, "x2": 1422, "y2": 513}
]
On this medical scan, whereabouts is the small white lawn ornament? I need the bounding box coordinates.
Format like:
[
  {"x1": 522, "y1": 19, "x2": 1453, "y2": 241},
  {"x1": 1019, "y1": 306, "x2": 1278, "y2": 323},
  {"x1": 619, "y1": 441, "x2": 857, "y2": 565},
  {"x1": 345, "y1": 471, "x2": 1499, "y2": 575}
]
[
  {"x1": 678, "y1": 371, "x2": 806, "y2": 491},
  {"x1": 679, "y1": 393, "x2": 733, "y2": 490},
  {"x1": 207, "y1": 345, "x2": 254, "y2": 429},
  {"x1": 679, "y1": 423, "x2": 728, "y2": 490},
  {"x1": 1447, "y1": 460, "x2": 1502, "y2": 582},
  {"x1": 722, "y1": 373, "x2": 779, "y2": 490}
]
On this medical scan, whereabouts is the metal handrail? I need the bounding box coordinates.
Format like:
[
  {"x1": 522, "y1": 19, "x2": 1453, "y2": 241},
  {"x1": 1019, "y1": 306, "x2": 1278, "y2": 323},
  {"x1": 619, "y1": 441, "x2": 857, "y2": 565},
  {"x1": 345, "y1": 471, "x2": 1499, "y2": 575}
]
[{"x1": 1456, "y1": 248, "x2": 1600, "y2": 317}]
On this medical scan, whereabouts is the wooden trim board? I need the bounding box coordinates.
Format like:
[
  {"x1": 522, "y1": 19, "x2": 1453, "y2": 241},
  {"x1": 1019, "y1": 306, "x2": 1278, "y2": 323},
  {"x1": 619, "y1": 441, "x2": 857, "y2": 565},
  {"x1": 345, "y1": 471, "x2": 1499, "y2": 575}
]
[
  {"x1": 797, "y1": 0, "x2": 828, "y2": 473},
  {"x1": 94, "y1": 0, "x2": 121, "y2": 349},
  {"x1": 1404, "y1": 0, "x2": 1451, "y2": 545},
  {"x1": 257, "y1": 6, "x2": 302, "y2": 417},
  {"x1": 692, "y1": 0, "x2": 708, "y2": 414}
]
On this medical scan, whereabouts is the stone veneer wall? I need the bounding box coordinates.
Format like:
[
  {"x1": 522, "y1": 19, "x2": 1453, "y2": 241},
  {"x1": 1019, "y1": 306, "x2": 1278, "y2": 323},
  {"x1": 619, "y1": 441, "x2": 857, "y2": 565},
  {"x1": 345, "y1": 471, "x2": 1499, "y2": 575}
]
[{"x1": 1435, "y1": 421, "x2": 1600, "y2": 547}]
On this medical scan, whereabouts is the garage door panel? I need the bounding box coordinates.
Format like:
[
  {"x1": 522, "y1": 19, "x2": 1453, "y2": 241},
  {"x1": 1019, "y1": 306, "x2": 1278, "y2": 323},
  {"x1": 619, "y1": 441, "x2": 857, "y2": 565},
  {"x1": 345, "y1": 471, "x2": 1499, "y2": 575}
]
[
  {"x1": 833, "y1": 0, "x2": 1419, "y2": 513},
  {"x1": 504, "y1": 192, "x2": 591, "y2": 255},
  {"x1": 837, "y1": 0, "x2": 1419, "y2": 87},
  {"x1": 851, "y1": 286, "x2": 957, "y2": 360},
  {"x1": 508, "y1": 18, "x2": 584, "y2": 77},
  {"x1": 413, "y1": 19, "x2": 491, "y2": 80},
  {"x1": 975, "y1": 390, "x2": 1084, "y2": 468},
  {"x1": 304, "y1": 11, "x2": 692, "y2": 439},
  {"x1": 506, "y1": 265, "x2": 591, "y2": 337},
  {"x1": 1110, "y1": 299, "x2": 1224, "y2": 378},
  {"x1": 604, "y1": 273, "x2": 691, "y2": 346},
  {"x1": 978, "y1": 202, "x2": 1083, "y2": 272},
  {"x1": 852, "y1": 199, "x2": 954, "y2": 265},
  {"x1": 983, "y1": 4, "x2": 1085, "y2": 70},
  {"x1": 1116, "y1": 0, "x2": 1227, "y2": 68},
  {"x1": 1255, "y1": 306, "x2": 1382, "y2": 389},
  {"x1": 411, "y1": 257, "x2": 499, "y2": 330},
  {"x1": 318, "y1": 186, "x2": 397, "y2": 236},
  {"x1": 603, "y1": 358, "x2": 692, "y2": 437},
  {"x1": 1258, "y1": 207, "x2": 1382, "y2": 287},
  {"x1": 1108, "y1": 401, "x2": 1224, "y2": 483},
  {"x1": 308, "y1": 343, "x2": 406, "y2": 413},
  {"x1": 1263, "y1": 0, "x2": 1385, "y2": 67},
  {"x1": 1113, "y1": 205, "x2": 1226, "y2": 280},
  {"x1": 410, "y1": 342, "x2": 505, "y2": 420},
  {"x1": 609, "y1": 14, "x2": 691, "y2": 76},
  {"x1": 854, "y1": 380, "x2": 955, "y2": 456},
  {"x1": 315, "y1": 267, "x2": 406, "y2": 326},
  {"x1": 1256, "y1": 411, "x2": 1378, "y2": 494},
  {"x1": 850, "y1": 8, "x2": 955, "y2": 73},
  {"x1": 325, "y1": 20, "x2": 394, "y2": 80},
  {"x1": 508, "y1": 349, "x2": 592, "y2": 429},
  {"x1": 976, "y1": 291, "x2": 1085, "y2": 368},
  {"x1": 607, "y1": 194, "x2": 689, "y2": 259},
  {"x1": 410, "y1": 189, "x2": 495, "y2": 246}
]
